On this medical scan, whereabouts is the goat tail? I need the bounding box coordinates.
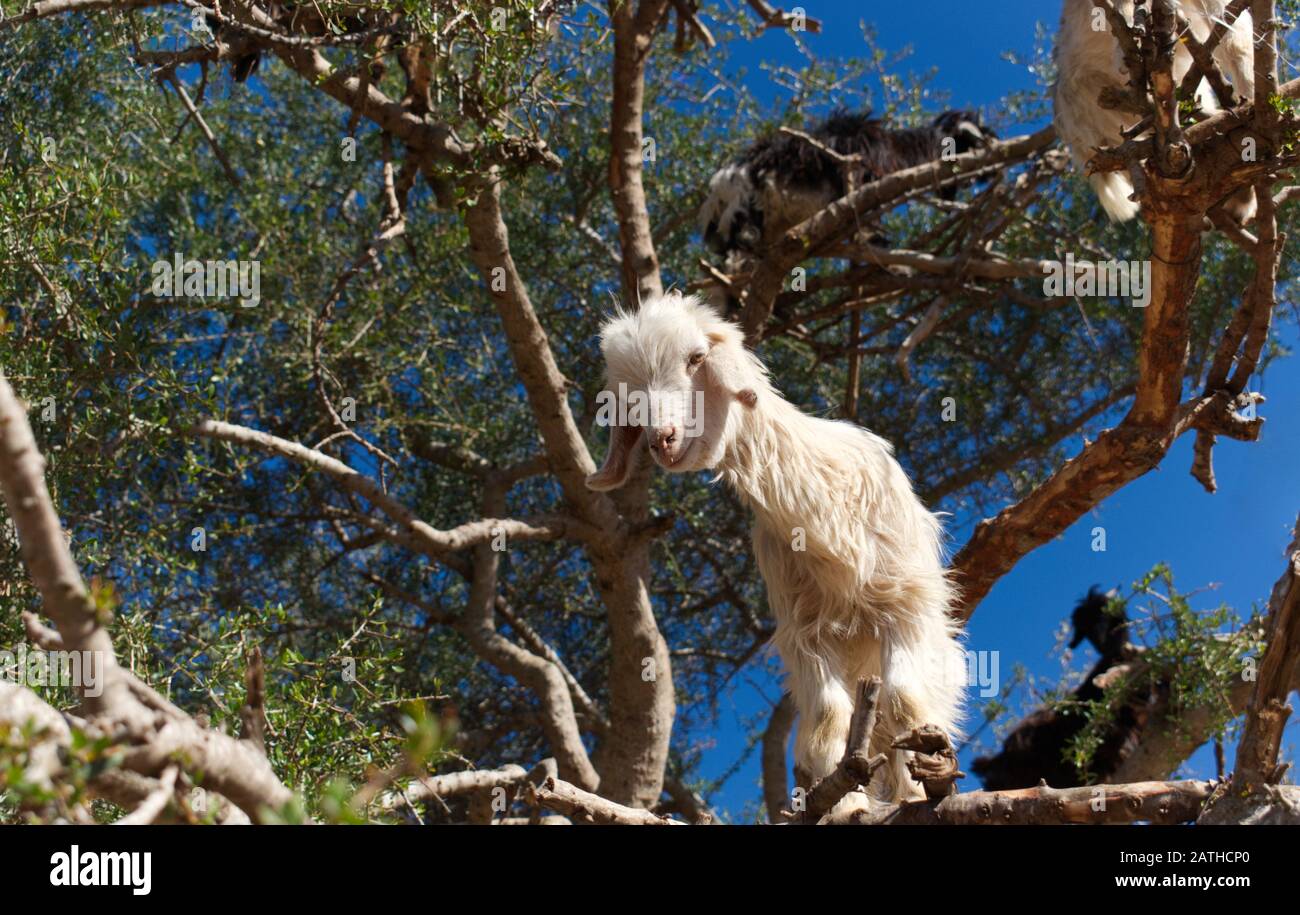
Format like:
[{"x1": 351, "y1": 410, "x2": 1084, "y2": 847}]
[{"x1": 1089, "y1": 171, "x2": 1141, "y2": 222}]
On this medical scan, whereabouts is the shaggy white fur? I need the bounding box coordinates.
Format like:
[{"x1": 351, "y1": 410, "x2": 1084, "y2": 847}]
[
  {"x1": 1054, "y1": 0, "x2": 1255, "y2": 222},
  {"x1": 587, "y1": 293, "x2": 966, "y2": 804}
]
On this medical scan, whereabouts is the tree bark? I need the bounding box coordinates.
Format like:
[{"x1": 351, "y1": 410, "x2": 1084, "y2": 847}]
[
  {"x1": 829, "y1": 779, "x2": 1215, "y2": 826},
  {"x1": 608, "y1": 0, "x2": 669, "y2": 305},
  {"x1": 951, "y1": 209, "x2": 1204, "y2": 618},
  {"x1": 762, "y1": 692, "x2": 797, "y2": 822},
  {"x1": 0, "y1": 375, "x2": 295, "y2": 822},
  {"x1": 463, "y1": 180, "x2": 675, "y2": 807}
]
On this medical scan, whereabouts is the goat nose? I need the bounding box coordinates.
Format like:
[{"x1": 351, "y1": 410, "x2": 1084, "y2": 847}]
[{"x1": 652, "y1": 426, "x2": 677, "y2": 452}]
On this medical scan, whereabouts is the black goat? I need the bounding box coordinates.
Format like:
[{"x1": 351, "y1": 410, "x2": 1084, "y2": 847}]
[
  {"x1": 698, "y1": 109, "x2": 994, "y2": 266},
  {"x1": 971, "y1": 586, "x2": 1157, "y2": 791},
  {"x1": 205, "y1": 5, "x2": 380, "y2": 85},
  {"x1": 205, "y1": 14, "x2": 261, "y2": 83},
  {"x1": 1069, "y1": 583, "x2": 1128, "y2": 658}
]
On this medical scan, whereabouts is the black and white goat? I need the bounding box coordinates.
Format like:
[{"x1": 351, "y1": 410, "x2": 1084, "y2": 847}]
[
  {"x1": 1054, "y1": 0, "x2": 1255, "y2": 221},
  {"x1": 698, "y1": 109, "x2": 995, "y2": 296}
]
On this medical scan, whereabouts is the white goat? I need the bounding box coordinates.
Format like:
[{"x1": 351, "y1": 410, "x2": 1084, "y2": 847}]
[
  {"x1": 1054, "y1": 0, "x2": 1255, "y2": 221},
  {"x1": 586, "y1": 293, "x2": 966, "y2": 803}
]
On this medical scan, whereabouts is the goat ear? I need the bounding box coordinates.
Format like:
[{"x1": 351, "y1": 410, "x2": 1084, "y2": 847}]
[
  {"x1": 586, "y1": 423, "x2": 644, "y2": 491},
  {"x1": 956, "y1": 121, "x2": 987, "y2": 146},
  {"x1": 705, "y1": 331, "x2": 758, "y2": 409}
]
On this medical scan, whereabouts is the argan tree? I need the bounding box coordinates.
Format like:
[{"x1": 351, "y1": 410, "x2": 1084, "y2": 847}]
[{"x1": 0, "y1": 0, "x2": 1296, "y2": 825}]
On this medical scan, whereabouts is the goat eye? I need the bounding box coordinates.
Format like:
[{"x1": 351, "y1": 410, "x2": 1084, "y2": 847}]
[{"x1": 688, "y1": 352, "x2": 706, "y2": 368}]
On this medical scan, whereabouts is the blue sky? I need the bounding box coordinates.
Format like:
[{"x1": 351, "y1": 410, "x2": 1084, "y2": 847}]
[{"x1": 697, "y1": 0, "x2": 1300, "y2": 819}]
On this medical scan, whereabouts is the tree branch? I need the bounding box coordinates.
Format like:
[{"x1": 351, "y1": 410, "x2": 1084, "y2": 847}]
[
  {"x1": 608, "y1": 0, "x2": 669, "y2": 303},
  {"x1": 462, "y1": 176, "x2": 675, "y2": 807},
  {"x1": 0, "y1": 375, "x2": 295, "y2": 822},
  {"x1": 828, "y1": 778, "x2": 1215, "y2": 825},
  {"x1": 797, "y1": 677, "x2": 887, "y2": 823},
  {"x1": 529, "y1": 776, "x2": 685, "y2": 825},
  {"x1": 738, "y1": 127, "x2": 1057, "y2": 342},
  {"x1": 761, "y1": 692, "x2": 796, "y2": 823},
  {"x1": 1233, "y1": 512, "x2": 1300, "y2": 788},
  {"x1": 190, "y1": 419, "x2": 579, "y2": 558}
]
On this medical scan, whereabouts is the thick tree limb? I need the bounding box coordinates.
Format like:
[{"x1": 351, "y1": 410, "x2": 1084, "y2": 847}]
[
  {"x1": 0, "y1": 381, "x2": 138, "y2": 716},
  {"x1": 528, "y1": 776, "x2": 685, "y2": 825},
  {"x1": 462, "y1": 182, "x2": 607, "y2": 516},
  {"x1": 0, "y1": 374, "x2": 295, "y2": 822},
  {"x1": 761, "y1": 692, "x2": 796, "y2": 823},
  {"x1": 379, "y1": 763, "x2": 528, "y2": 810},
  {"x1": 0, "y1": 682, "x2": 249, "y2": 824},
  {"x1": 608, "y1": 0, "x2": 669, "y2": 304},
  {"x1": 828, "y1": 779, "x2": 1215, "y2": 825},
  {"x1": 462, "y1": 178, "x2": 675, "y2": 808},
  {"x1": 1233, "y1": 513, "x2": 1300, "y2": 788},
  {"x1": 950, "y1": 204, "x2": 1206, "y2": 619}
]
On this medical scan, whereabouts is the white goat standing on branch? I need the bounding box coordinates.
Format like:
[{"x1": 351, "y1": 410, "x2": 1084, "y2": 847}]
[
  {"x1": 586, "y1": 293, "x2": 966, "y2": 803},
  {"x1": 1054, "y1": 0, "x2": 1256, "y2": 221}
]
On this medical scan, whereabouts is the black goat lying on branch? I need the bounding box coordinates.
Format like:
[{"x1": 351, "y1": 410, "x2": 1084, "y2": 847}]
[
  {"x1": 971, "y1": 586, "x2": 1160, "y2": 791},
  {"x1": 697, "y1": 108, "x2": 995, "y2": 306},
  {"x1": 204, "y1": 5, "x2": 383, "y2": 85}
]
